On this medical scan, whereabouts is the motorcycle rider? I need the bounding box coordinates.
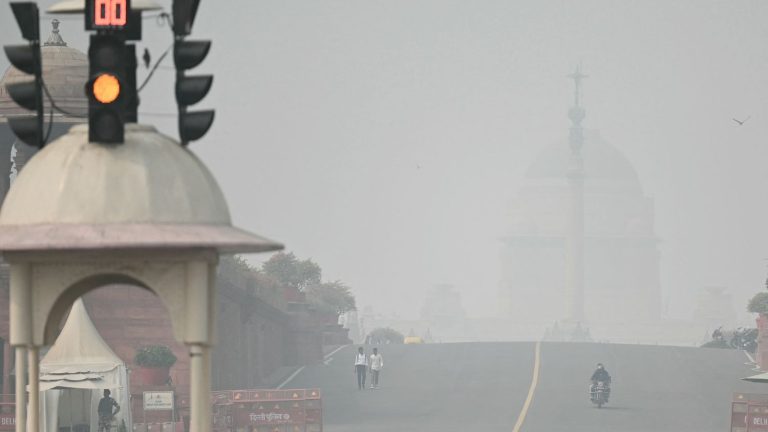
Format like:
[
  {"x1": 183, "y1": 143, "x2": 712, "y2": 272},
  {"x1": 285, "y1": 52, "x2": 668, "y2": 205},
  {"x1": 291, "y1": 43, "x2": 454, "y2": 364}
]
[{"x1": 590, "y1": 363, "x2": 612, "y2": 401}]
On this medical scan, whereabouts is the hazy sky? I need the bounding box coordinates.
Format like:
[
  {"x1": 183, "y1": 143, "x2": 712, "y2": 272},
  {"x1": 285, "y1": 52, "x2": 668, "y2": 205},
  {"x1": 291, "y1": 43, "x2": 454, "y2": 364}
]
[{"x1": 3, "y1": 0, "x2": 768, "y2": 321}]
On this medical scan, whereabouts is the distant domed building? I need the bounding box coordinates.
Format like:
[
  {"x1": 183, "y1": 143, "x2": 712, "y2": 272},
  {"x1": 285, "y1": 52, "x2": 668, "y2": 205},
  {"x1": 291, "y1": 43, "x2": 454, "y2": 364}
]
[
  {"x1": 500, "y1": 77, "x2": 660, "y2": 326},
  {"x1": 0, "y1": 19, "x2": 87, "y2": 197}
]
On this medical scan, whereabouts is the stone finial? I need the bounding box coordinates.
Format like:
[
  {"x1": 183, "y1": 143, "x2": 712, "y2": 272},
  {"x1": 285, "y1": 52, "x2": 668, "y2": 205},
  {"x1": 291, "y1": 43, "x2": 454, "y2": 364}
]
[
  {"x1": 44, "y1": 19, "x2": 67, "y2": 47},
  {"x1": 567, "y1": 66, "x2": 587, "y2": 122}
]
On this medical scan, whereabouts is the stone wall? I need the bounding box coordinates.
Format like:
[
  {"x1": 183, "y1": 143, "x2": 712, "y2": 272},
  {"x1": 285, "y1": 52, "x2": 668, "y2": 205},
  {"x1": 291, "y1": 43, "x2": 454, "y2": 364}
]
[{"x1": 756, "y1": 314, "x2": 768, "y2": 371}]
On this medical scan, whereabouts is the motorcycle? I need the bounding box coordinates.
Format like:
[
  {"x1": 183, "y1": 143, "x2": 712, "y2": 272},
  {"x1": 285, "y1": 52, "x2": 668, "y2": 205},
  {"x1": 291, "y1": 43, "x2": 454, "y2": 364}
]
[
  {"x1": 590, "y1": 381, "x2": 610, "y2": 408},
  {"x1": 730, "y1": 328, "x2": 758, "y2": 353}
]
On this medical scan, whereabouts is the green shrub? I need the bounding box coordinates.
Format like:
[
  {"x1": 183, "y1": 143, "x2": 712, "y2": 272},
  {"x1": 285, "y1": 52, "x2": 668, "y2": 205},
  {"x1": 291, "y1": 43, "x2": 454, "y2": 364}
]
[
  {"x1": 748, "y1": 292, "x2": 768, "y2": 314},
  {"x1": 701, "y1": 339, "x2": 730, "y2": 349},
  {"x1": 134, "y1": 345, "x2": 177, "y2": 368}
]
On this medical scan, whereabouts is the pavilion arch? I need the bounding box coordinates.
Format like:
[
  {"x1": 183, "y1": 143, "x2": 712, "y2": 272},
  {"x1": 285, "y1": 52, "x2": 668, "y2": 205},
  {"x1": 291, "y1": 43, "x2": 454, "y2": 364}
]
[
  {"x1": 5, "y1": 249, "x2": 219, "y2": 349},
  {"x1": 4, "y1": 248, "x2": 221, "y2": 432},
  {"x1": 42, "y1": 273, "x2": 151, "y2": 346}
]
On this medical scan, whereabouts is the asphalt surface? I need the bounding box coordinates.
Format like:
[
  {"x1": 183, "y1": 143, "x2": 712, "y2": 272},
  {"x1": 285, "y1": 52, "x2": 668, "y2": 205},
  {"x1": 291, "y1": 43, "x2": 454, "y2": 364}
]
[{"x1": 285, "y1": 342, "x2": 768, "y2": 432}]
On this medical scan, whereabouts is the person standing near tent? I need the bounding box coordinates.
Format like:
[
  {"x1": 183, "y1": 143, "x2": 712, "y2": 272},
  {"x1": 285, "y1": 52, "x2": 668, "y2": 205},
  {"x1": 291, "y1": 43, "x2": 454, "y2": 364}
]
[{"x1": 97, "y1": 389, "x2": 120, "y2": 432}]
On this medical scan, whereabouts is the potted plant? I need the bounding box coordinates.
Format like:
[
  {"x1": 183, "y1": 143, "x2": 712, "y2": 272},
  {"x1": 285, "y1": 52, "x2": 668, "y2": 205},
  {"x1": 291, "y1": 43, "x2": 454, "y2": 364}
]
[{"x1": 132, "y1": 345, "x2": 177, "y2": 386}]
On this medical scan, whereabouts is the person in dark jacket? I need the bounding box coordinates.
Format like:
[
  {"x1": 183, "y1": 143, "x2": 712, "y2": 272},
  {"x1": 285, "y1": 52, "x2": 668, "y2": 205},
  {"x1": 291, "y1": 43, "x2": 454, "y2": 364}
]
[
  {"x1": 590, "y1": 363, "x2": 612, "y2": 401},
  {"x1": 590, "y1": 363, "x2": 611, "y2": 383}
]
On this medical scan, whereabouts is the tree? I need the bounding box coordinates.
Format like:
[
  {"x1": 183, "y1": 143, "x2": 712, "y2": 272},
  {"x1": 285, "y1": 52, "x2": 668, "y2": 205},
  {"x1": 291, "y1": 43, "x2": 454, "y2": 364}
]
[
  {"x1": 306, "y1": 280, "x2": 356, "y2": 315},
  {"x1": 748, "y1": 292, "x2": 768, "y2": 314},
  {"x1": 367, "y1": 327, "x2": 404, "y2": 344},
  {"x1": 262, "y1": 252, "x2": 321, "y2": 292}
]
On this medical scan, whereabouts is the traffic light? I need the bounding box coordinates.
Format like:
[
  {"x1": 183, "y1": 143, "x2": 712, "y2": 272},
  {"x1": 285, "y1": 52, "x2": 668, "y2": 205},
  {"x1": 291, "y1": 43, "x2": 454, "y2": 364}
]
[
  {"x1": 87, "y1": 33, "x2": 127, "y2": 143},
  {"x1": 173, "y1": 0, "x2": 214, "y2": 145},
  {"x1": 3, "y1": 2, "x2": 44, "y2": 147}
]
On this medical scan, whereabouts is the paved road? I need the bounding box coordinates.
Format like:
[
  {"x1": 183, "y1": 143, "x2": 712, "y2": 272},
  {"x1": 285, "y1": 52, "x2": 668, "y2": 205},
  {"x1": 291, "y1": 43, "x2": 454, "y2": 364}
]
[{"x1": 285, "y1": 342, "x2": 767, "y2": 432}]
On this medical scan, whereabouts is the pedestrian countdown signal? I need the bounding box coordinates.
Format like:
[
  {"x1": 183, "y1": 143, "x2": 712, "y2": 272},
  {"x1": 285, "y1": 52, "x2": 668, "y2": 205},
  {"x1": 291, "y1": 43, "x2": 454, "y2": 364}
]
[{"x1": 86, "y1": 0, "x2": 129, "y2": 30}]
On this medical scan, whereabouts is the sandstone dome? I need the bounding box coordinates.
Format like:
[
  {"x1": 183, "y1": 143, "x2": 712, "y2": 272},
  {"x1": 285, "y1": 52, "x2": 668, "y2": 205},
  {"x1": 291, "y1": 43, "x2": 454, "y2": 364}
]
[
  {"x1": 524, "y1": 130, "x2": 643, "y2": 195},
  {"x1": 0, "y1": 123, "x2": 281, "y2": 253},
  {"x1": 0, "y1": 19, "x2": 87, "y2": 119},
  {"x1": 508, "y1": 130, "x2": 654, "y2": 238}
]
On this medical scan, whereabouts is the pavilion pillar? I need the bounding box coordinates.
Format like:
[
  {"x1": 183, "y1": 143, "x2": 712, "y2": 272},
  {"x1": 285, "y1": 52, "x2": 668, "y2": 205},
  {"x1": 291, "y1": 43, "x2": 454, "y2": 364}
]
[
  {"x1": 186, "y1": 260, "x2": 214, "y2": 432},
  {"x1": 9, "y1": 263, "x2": 31, "y2": 432},
  {"x1": 27, "y1": 347, "x2": 39, "y2": 432}
]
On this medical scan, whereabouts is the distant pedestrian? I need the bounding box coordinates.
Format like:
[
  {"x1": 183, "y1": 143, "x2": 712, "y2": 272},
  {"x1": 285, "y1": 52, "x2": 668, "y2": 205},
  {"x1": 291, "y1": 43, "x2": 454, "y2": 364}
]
[
  {"x1": 354, "y1": 347, "x2": 368, "y2": 390},
  {"x1": 97, "y1": 389, "x2": 120, "y2": 432},
  {"x1": 369, "y1": 347, "x2": 384, "y2": 389}
]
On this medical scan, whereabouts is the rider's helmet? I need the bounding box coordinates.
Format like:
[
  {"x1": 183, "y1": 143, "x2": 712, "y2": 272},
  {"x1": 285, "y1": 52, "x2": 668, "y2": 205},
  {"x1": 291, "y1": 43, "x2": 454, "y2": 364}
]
[{"x1": 596, "y1": 363, "x2": 604, "y2": 369}]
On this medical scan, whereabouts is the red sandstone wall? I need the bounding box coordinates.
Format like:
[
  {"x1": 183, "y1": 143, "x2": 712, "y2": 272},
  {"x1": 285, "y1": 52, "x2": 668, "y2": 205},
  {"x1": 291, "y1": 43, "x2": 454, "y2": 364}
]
[
  {"x1": 83, "y1": 286, "x2": 190, "y2": 395},
  {"x1": 756, "y1": 314, "x2": 768, "y2": 371}
]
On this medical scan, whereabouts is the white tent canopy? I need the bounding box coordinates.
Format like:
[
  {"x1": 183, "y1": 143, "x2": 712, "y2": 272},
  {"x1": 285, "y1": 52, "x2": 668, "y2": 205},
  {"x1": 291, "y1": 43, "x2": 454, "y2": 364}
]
[
  {"x1": 35, "y1": 298, "x2": 131, "y2": 432},
  {"x1": 743, "y1": 372, "x2": 768, "y2": 383}
]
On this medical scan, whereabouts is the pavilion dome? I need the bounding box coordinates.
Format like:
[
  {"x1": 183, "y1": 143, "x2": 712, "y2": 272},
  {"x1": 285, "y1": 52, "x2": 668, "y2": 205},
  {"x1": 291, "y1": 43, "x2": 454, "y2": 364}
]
[
  {"x1": 0, "y1": 19, "x2": 87, "y2": 119},
  {"x1": 0, "y1": 123, "x2": 281, "y2": 253}
]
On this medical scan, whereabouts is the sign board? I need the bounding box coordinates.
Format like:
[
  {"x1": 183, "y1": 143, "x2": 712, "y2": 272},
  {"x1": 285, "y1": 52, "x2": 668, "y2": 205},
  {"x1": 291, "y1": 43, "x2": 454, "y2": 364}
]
[
  {"x1": 212, "y1": 388, "x2": 322, "y2": 431},
  {"x1": 0, "y1": 414, "x2": 15, "y2": 430},
  {"x1": 732, "y1": 394, "x2": 768, "y2": 432},
  {"x1": 143, "y1": 391, "x2": 174, "y2": 411}
]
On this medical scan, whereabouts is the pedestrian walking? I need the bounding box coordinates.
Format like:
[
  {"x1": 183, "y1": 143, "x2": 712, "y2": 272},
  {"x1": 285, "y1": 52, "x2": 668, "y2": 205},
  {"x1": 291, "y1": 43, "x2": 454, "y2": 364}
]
[
  {"x1": 354, "y1": 347, "x2": 368, "y2": 390},
  {"x1": 369, "y1": 347, "x2": 384, "y2": 389}
]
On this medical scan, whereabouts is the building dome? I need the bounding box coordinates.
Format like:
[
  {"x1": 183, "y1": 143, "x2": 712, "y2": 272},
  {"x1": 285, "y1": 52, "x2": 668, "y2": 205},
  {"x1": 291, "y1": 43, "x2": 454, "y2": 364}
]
[
  {"x1": 508, "y1": 130, "x2": 653, "y2": 237},
  {"x1": 525, "y1": 130, "x2": 642, "y2": 195},
  {"x1": 0, "y1": 20, "x2": 87, "y2": 119},
  {"x1": 0, "y1": 123, "x2": 281, "y2": 253}
]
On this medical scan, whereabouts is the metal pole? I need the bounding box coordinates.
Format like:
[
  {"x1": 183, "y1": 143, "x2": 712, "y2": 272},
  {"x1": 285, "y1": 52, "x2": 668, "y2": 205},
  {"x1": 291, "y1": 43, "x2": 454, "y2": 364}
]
[{"x1": 14, "y1": 348, "x2": 25, "y2": 432}]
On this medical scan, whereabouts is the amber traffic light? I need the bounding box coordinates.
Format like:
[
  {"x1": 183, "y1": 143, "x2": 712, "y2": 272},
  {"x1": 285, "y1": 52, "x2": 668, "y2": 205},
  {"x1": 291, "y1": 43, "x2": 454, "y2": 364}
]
[
  {"x1": 92, "y1": 73, "x2": 121, "y2": 104},
  {"x1": 87, "y1": 34, "x2": 127, "y2": 143}
]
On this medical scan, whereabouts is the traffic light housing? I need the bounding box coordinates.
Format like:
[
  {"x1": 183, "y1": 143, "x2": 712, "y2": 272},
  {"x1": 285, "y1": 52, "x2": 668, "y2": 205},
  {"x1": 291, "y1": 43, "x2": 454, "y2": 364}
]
[
  {"x1": 173, "y1": 0, "x2": 214, "y2": 145},
  {"x1": 3, "y1": 2, "x2": 44, "y2": 148},
  {"x1": 87, "y1": 33, "x2": 127, "y2": 143}
]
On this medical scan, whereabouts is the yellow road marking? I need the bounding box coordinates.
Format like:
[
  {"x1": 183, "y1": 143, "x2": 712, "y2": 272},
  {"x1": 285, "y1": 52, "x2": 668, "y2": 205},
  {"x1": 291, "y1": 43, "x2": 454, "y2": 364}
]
[{"x1": 512, "y1": 341, "x2": 541, "y2": 432}]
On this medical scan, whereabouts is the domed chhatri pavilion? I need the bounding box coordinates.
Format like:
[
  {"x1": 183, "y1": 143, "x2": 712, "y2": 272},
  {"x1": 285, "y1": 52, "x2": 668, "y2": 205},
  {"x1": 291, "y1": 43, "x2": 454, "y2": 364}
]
[
  {"x1": 0, "y1": 17, "x2": 294, "y2": 432},
  {"x1": 500, "y1": 73, "x2": 661, "y2": 326},
  {"x1": 0, "y1": 19, "x2": 87, "y2": 195}
]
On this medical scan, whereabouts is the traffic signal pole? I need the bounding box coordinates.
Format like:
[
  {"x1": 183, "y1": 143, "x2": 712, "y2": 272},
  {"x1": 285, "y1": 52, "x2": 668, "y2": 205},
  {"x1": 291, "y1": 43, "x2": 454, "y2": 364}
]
[{"x1": 3, "y1": 2, "x2": 45, "y2": 147}]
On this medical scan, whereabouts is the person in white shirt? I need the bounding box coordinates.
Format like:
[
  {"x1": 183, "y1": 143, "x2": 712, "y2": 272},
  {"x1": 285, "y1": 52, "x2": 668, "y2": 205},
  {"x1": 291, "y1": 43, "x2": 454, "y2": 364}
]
[
  {"x1": 354, "y1": 347, "x2": 368, "y2": 390},
  {"x1": 369, "y1": 347, "x2": 384, "y2": 389}
]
